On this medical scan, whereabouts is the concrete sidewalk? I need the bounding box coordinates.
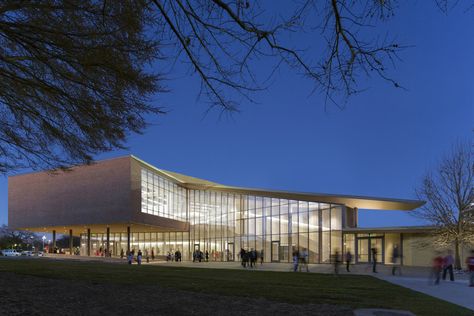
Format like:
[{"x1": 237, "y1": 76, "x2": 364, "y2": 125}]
[{"x1": 376, "y1": 274, "x2": 474, "y2": 311}]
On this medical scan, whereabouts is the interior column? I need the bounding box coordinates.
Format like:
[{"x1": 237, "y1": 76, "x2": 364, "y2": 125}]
[
  {"x1": 127, "y1": 226, "x2": 131, "y2": 253},
  {"x1": 69, "y1": 229, "x2": 73, "y2": 255},
  {"x1": 87, "y1": 228, "x2": 91, "y2": 256},
  {"x1": 106, "y1": 227, "x2": 110, "y2": 257},
  {"x1": 52, "y1": 230, "x2": 56, "y2": 253}
]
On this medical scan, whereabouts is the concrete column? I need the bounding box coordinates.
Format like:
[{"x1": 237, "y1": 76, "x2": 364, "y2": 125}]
[
  {"x1": 400, "y1": 233, "x2": 404, "y2": 266},
  {"x1": 106, "y1": 227, "x2": 110, "y2": 257},
  {"x1": 52, "y1": 230, "x2": 56, "y2": 253},
  {"x1": 354, "y1": 207, "x2": 359, "y2": 227},
  {"x1": 69, "y1": 229, "x2": 73, "y2": 255},
  {"x1": 127, "y1": 226, "x2": 131, "y2": 252},
  {"x1": 87, "y1": 228, "x2": 91, "y2": 256}
]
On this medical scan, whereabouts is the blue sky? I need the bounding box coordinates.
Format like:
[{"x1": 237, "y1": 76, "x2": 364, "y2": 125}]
[{"x1": 0, "y1": 2, "x2": 472, "y2": 227}]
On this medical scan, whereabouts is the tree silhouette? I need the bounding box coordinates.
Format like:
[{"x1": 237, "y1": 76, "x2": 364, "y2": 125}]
[
  {"x1": 0, "y1": 1, "x2": 471, "y2": 172},
  {"x1": 414, "y1": 142, "x2": 474, "y2": 269}
]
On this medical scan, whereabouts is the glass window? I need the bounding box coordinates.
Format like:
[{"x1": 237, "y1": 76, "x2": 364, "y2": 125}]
[
  {"x1": 299, "y1": 210, "x2": 309, "y2": 233},
  {"x1": 309, "y1": 203, "x2": 319, "y2": 232},
  {"x1": 331, "y1": 205, "x2": 342, "y2": 230},
  {"x1": 321, "y1": 203, "x2": 330, "y2": 232},
  {"x1": 280, "y1": 214, "x2": 289, "y2": 235}
]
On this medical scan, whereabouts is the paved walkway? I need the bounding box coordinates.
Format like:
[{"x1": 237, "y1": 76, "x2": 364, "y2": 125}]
[
  {"x1": 376, "y1": 274, "x2": 473, "y2": 311},
  {"x1": 35, "y1": 255, "x2": 474, "y2": 311}
]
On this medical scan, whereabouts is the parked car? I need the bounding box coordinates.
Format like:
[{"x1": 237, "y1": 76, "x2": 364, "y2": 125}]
[
  {"x1": 21, "y1": 251, "x2": 33, "y2": 256},
  {"x1": 1, "y1": 249, "x2": 21, "y2": 257},
  {"x1": 35, "y1": 251, "x2": 44, "y2": 257}
]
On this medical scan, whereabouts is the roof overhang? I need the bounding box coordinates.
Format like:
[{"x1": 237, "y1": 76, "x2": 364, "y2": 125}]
[
  {"x1": 19, "y1": 222, "x2": 187, "y2": 235},
  {"x1": 134, "y1": 156, "x2": 424, "y2": 211},
  {"x1": 343, "y1": 226, "x2": 435, "y2": 234}
]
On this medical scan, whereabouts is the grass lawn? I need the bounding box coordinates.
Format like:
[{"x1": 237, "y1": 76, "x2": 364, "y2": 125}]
[{"x1": 0, "y1": 258, "x2": 471, "y2": 316}]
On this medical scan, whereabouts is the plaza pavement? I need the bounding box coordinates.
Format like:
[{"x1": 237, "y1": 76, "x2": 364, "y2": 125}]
[{"x1": 29, "y1": 255, "x2": 474, "y2": 311}]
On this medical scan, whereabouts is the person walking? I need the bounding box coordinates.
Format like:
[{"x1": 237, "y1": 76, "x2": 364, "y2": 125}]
[
  {"x1": 259, "y1": 249, "x2": 264, "y2": 265},
  {"x1": 292, "y1": 249, "x2": 299, "y2": 272},
  {"x1": 466, "y1": 249, "x2": 474, "y2": 287},
  {"x1": 176, "y1": 249, "x2": 182, "y2": 262},
  {"x1": 145, "y1": 249, "x2": 149, "y2": 263},
  {"x1": 299, "y1": 248, "x2": 309, "y2": 272},
  {"x1": 442, "y1": 250, "x2": 454, "y2": 282},
  {"x1": 371, "y1": 247, "x2": 378, "y2": 273},
  {"x1": 151, "y1": 248, "x2": 155, "y2": 261},
  {"x1": 205, "y1": 250, "x2": 209, "y2": 262},
  {"x1": 137, "y1": 249, "x2": 142, "y2": 265},
  {"x1": 120, "y1": 248, "x2": 124, "y2": 259},
  {"x1": 240, "y1": 248, "x2": 246, "y2": 268},
  {"x1": 432, "y1": 252, "x2": 444, "y2": 285},
  {"x1": 345, "y1": 249, "x2": 352, "y2": 272},
  {"x1": 127, "y1": 250, "x2": 133, "y2": 265},
  {"x1": 333, "y1": 250, "x2": 341, "y2": 275},
  {"x1": 391, "y1": 244, "x2": 401, "y2": 276},
  {"x1": 250, "y1": 248, "x2": 256, "y2": 268}
]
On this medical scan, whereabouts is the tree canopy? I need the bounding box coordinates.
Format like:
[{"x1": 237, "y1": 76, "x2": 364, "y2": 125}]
[{"x1": 0, "y1": 1, "x2": 471, "y2": 172}]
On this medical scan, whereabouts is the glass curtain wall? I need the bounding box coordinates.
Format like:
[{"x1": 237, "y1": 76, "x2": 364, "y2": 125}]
[
  {"x1": 81, "y1": 167, "x2": 345, "y2": 263},
  {"x1": 188, "y1": 190, "x2": 343, "y2": 264},
  {"x1": 80, "y1": 232, "x2": 190, "y2": 260},
  {"x1": 141, "y1": 168, "x2": 187, "y2": 221},
  {"x1": 81, "y1": 191, "x2": 344, "y2": 264}
]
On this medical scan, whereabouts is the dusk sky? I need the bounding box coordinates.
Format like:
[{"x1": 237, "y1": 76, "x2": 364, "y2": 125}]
[{"x1": 0, "y1": 2, "x2": 472, "y2": 228}]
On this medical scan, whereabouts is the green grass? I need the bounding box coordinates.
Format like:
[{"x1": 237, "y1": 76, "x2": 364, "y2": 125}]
[{"x1": 0, "y1": 258, "x2": 471, "y2": 316}]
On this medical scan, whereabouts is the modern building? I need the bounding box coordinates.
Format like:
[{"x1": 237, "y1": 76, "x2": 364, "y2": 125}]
[{"x1": 8, "y1": 155, "x2": 450, "y2": 266}]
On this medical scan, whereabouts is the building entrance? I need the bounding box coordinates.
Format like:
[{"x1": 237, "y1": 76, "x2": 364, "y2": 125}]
[
  {"x1": 226, "y1": 242, "x2": 234, "y2": 261},
  {"x1": 357, "y1": 236, "x2": 384, "y2": 264}
]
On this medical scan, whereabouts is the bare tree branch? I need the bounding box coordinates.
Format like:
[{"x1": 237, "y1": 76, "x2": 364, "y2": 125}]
[{"x1": 414, "y1": 141, "x2": 474, "y2": 269}]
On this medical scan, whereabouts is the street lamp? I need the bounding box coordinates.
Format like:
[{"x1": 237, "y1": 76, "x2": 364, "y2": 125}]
[{"x1": 42, "y1": 236, "x2": 46, "y2": 251}]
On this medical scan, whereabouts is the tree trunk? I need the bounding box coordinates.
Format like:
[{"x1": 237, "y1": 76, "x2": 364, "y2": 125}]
[{"x1": 454, "y1": 239, "x2": 461, "y2": 270}]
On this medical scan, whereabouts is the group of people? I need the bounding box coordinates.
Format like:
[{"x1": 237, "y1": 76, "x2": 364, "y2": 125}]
[
  {"x1": 124, "y1": 249, "x2": 143, "y2": 265},
  {"x1": 167, "y1": 249, "x2": 182, "y2": 262},
  {"x1": 192, "y1": 249, "x2": 211, "y2": 262},
  {"x1": 431, "y1": 250, "x2": 456, "y2": 284},
  {"x1": 292, "y1": 248, "x2": 309, "y2": 272},
  {"x1": 97, "y1": 247, "x2": 112, "y2": 258},
  {"x1": 239, "y1": 248, "x2": 264, "y2": 268},
  {"x1": 431, "y1": 249, "x2": 474, "y2": 286},
  {"x1": 332, "y1": 248, "x2": 356, "y2": 274},
  {"x1": 121, "y1": 248, "x2": 156, "y2": 264},
  {"x1": 333, "y1": 246, "x2": 400, "y2": 275}
]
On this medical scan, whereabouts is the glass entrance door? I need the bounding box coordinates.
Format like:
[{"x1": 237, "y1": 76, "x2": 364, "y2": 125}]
[
  {"x1": 356, "y1": 236, "x2": 384, "y2": 264},
  {"x1": 271, "y1": 241, "x2": 280, "y2": 262},
  {"x1": 357, "y1": 238, "x2": 369, "y2": 262},
  {"x1": 370, "y1": 237, "x2": 383, "y2": 263}
]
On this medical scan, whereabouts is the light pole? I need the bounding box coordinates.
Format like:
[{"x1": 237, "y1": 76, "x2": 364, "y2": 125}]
[{"x1": 42, "y1": 236, "x2": 46, "y2": 251}]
